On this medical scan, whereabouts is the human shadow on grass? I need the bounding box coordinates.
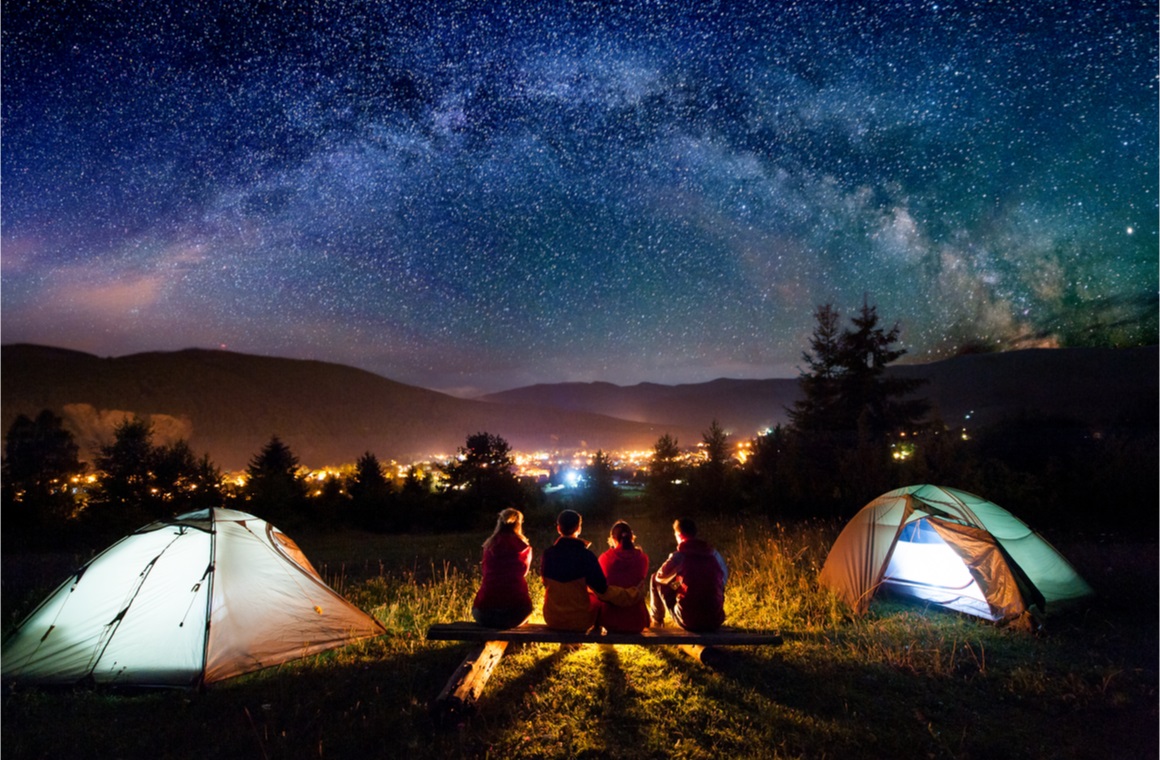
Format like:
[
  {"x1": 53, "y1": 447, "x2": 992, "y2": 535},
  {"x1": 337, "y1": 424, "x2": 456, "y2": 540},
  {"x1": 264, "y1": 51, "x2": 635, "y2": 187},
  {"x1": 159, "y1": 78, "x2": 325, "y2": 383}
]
[
  {"x1": 594, "y1": 644, "x2": 651, "y2": 750},
  {"x1": 449, "y1": 642, "x2": 653, "y2": 757},
  {"x1": 463, "y1": 642, "x2": 572, "y2": 719},
  {"x1": 650, "y1": 645, "x2": 958, "y2": 757},
  {"x1": 653, "y1": 634, "x2": 1159, "y2": 760}
]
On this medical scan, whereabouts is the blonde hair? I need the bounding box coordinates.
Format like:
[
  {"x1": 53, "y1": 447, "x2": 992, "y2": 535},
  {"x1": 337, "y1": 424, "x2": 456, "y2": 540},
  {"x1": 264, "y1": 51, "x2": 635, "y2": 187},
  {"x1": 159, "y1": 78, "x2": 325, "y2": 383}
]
[{"x1": 483, "y1": 508, "x2": 526, "y2": 550}]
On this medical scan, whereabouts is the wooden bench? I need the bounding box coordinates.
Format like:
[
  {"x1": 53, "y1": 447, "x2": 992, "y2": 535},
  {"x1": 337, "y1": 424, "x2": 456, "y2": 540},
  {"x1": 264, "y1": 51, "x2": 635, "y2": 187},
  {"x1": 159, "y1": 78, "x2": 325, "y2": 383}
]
[{"x1": 426, "y1": 622, "x2": 783, "y2": 718}]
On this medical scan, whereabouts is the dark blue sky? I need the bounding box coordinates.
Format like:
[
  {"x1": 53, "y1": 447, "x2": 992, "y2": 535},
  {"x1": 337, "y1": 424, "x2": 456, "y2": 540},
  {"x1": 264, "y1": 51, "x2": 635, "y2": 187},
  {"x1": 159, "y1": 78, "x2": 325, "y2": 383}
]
[{"x1": 2, "y1": 0, "x2": 1155, "y2": 395}]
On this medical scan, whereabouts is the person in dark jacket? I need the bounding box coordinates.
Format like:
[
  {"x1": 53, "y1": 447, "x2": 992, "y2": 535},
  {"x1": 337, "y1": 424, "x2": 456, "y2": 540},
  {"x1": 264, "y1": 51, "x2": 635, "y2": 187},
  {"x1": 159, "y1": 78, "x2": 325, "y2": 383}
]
[
  {"x1": 471, "y1": 508, "x2": 534, "y2": 628},
  {"x1": 649, "y1": 518, "x2": 727, "y2": 632},
  {"x1": 541, "y1": 509, "x2": 637, "y2": 631}
]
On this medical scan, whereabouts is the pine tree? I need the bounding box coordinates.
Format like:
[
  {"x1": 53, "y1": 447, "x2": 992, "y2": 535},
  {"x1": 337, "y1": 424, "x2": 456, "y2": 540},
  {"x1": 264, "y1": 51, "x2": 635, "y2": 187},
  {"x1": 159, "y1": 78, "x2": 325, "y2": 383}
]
[
  {"x1": 151, "y1": 440, "x2": 223, "y2": 514},
  {"x1": 442, "y1": 432, "x2": 523, "y2": 520},
  {"x1": 579, "y1": 449, "x2": 619, "y2": 515},
  {"x1": 646, "y1": 433, "x2": 685, "y2": 507},
  {"x1": 244, "y1": 436, "x2": 306, "y2": 525},
  {"x1": 89, "y1": 418, "x2": 157, "y2": 529},
  {"x1": 790, "y1": 300, "x2": 928, "y2": 442},
  {"x1": 787, "y1": 304, "x2": 845, "y2": 434},
  {"x1": 690, "y1": 420, "x2": 735, "y2": 515},
  {"x1": 2, "y1": 410, "x2": 83, "y2": 543},
  {"x1": 838, "y1": 299, "x2": 929, "y2": 439},
  {"x1": 349, "y1": 451, "x2": 395, "y2": 531},
  {"x1": 784, "y1": 299, "x2": 930, "y2": 515}
]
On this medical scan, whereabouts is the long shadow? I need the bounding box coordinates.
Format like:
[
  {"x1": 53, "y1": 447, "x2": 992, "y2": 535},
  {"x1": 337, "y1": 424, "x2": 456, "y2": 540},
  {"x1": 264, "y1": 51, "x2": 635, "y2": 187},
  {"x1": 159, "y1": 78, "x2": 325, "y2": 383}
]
[
  {"x1": 467, "y1": 642, "x2": 572, "y2": 719},
  {"x1": 596, "y1": 644, "x2": 650, "y2": 751}
]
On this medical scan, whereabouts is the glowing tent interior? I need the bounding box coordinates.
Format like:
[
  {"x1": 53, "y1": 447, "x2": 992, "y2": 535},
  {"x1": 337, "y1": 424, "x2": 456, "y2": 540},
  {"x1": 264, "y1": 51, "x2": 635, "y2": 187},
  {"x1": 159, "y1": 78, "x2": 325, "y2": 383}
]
[
  {"x1": 2, "y1": 508, "x2": 386, "y2": 689},
  {"x1": 818, "y1": 485, "x2": 1094, "y2": 622}
]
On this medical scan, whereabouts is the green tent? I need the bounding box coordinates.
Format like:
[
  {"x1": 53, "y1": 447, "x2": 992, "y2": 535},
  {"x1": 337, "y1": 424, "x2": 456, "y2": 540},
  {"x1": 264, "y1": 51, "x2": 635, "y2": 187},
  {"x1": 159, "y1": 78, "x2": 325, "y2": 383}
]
[{"x1": 819, "y1": 485, "x2": 1093, "y2": 622}]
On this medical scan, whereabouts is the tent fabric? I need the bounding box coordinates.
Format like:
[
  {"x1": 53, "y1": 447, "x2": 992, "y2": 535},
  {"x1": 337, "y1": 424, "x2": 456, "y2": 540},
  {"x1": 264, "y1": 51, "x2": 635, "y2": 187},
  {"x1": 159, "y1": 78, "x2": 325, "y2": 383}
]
[
  {"x1": 903, "y1": 518, "x2": 1025, "y2": 621},
  {"x1": 2, "y1": 508, "x2": 385, "y2": 689},
  {"x1": 880, "y1": 522, "x2": 997, "y2": 620},
  {"x1": 818, "y1": 485, "x2": 1093, "y2": 620}
]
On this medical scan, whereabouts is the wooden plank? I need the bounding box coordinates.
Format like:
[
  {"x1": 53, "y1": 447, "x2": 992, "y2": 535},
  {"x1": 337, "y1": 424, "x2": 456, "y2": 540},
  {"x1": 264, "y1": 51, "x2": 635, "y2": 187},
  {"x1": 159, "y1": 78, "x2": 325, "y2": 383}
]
[
  {"x1": 426, "y1": 622, "x2": 782, "y2": 647},
  {"x1": 432, "y1": 640, "x2": 509, "y2": 720}
]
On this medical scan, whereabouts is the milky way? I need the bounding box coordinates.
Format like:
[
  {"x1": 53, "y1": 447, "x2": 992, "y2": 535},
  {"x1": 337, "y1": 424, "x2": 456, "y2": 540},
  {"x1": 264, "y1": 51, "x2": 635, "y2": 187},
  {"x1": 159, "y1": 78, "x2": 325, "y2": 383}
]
[{"x1": 2, "y1": 0, "x2": 1155, "y2": 394}]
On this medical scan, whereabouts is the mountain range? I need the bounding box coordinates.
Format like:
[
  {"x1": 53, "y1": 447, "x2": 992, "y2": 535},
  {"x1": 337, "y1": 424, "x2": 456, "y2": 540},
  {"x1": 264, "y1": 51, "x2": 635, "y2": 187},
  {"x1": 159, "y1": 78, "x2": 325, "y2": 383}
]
[
  {"x1": 482, "y1": 345, "x2": 1158, "y2": 439},
  {"x1": 2, "y1": 343, "x2": 1155, "y2": 471}
]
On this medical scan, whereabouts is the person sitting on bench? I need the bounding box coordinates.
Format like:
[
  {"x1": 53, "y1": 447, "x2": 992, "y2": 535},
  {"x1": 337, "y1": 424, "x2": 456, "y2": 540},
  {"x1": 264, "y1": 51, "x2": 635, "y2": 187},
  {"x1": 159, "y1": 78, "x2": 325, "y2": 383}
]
[
  {"x1": 471, "y1": 508, "x2": 534, "y2": 628},
  {"x1": 597, "y1": 520, "x2": 651, "y2": 634},
  {"x1": 541, "y1": 509, "x2": 637, "y2": 632},
  {"x1": 649, "y1": 518, "x2": 728, "y2": 632}
]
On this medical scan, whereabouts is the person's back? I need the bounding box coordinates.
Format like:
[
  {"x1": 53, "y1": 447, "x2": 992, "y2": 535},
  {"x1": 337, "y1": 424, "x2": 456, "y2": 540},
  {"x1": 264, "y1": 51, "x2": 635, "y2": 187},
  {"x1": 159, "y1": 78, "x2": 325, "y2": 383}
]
[
  {"x1": 598, "y1": 521, "x2": 650, "y2": 633},
  {"x1": 472, "y1": 508, "x2": 533, "y2": 628},
  {"x1": 669, "y1": 536, "x2": 726, "y2": 632},
  {"x1": 541, "y1": 510, "x2": 608, "y2": 631},
  {"x1": 650, "y1": 518, "x2": 727, "y2": 632}
]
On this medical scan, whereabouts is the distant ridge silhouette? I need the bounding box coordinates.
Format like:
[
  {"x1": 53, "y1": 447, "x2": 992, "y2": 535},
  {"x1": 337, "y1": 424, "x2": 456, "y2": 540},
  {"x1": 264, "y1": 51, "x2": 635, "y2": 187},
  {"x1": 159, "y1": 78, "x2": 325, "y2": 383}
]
[
  {"x1": 484, "y1": 346, "x2": 1157, "y2": 439},
  {"x1": 0, "y1": 345, "x2": 697, "y2": 470},
  {"x1": 2, "y1": 344, "x2": 1155, "y2": 470}
]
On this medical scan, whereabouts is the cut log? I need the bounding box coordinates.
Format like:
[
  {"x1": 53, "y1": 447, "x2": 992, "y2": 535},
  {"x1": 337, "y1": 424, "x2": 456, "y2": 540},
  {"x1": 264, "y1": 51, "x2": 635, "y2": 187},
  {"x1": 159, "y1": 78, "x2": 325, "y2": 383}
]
[
  {"x1": 431, "y1": 640, "x2": 509, "y2": 721},
  {"x1": 678, "y1": 644, "x2": 730, "y2": 669}
]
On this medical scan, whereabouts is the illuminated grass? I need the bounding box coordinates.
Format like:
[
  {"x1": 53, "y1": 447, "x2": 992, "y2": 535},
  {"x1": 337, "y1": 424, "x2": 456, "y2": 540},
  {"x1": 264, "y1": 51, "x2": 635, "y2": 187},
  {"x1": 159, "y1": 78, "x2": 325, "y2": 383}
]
[{"x1": 2, "y1": 514, "x2": 1155, "y2": 759}]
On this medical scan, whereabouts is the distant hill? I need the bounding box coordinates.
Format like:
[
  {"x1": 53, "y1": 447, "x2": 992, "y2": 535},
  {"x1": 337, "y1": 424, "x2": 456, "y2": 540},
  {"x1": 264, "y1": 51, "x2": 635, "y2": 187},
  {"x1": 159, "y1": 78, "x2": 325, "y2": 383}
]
[
  {"x1": 887, "y1": 346, "x2": 1158, "y2": 432},
  {"x1": 0, "y1": 345, "x2": 699, "y2": 470},
  {"x1": 481, "y1": 378, "x2": 801, "y2": 438},
  {"x1": 482, "y1": 346, "x2": 1159, "y2": 437},
  {"x1": 2, "y1": 344, "x2": 1154, "y2": 471}
]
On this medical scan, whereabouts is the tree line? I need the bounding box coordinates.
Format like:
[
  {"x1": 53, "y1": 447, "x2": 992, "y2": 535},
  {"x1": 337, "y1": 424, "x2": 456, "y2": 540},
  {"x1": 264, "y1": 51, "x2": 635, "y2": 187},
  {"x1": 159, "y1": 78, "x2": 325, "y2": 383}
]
[{"x1": 4, "y1": 301, "x2": 1155, "y2": 550}]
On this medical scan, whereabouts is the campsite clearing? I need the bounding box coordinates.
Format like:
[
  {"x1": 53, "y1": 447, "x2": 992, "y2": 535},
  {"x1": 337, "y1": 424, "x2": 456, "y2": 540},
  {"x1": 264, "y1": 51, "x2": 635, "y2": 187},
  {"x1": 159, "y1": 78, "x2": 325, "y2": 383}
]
[{"x1": 2, "y1": 517, "x2": 1155, "y2": 759}]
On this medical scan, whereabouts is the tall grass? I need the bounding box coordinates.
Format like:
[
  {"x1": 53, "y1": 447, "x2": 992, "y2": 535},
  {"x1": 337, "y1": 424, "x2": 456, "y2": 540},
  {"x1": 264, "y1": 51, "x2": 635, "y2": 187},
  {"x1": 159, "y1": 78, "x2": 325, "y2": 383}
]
[
  {"x1": 2, "y1": 515, "x2": 1156, "y2": 759},
  {"x1": 724, "y1": 520, "x2": 847, "y2": 632}
]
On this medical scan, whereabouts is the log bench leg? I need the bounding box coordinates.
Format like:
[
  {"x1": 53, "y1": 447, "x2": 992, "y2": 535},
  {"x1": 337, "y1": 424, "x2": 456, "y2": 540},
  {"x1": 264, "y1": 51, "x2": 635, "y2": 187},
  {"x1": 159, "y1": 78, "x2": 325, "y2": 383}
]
[
  {"x1": 432, "y1": 640, "x2": 509, "y2": 721},
  {"x1": 678, "y1": 644, "x2": 729, "y2": 669}
]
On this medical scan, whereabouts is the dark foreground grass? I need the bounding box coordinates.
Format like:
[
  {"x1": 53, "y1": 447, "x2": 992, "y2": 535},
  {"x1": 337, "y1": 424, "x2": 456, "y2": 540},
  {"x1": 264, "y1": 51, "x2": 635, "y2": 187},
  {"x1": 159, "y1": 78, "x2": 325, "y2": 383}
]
[{"x1": 2, "y1": 510, "x2": 1156, "y2": 760}]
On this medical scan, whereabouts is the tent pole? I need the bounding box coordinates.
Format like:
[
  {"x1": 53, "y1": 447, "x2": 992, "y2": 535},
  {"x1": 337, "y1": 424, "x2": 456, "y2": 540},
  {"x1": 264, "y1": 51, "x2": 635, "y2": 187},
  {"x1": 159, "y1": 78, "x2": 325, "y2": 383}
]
[{"x1": 197, "y1": 508, "x2": 219, "y2": 689}]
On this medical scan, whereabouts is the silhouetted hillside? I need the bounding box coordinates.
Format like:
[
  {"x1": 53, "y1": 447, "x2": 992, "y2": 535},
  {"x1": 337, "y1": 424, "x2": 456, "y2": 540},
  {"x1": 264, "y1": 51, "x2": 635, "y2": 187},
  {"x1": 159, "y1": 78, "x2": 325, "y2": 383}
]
[
  {"x1": 888, "y1": 347, "x2": 1158, "y2": 432},
  {"x1": 3, "y1": 344, "x2": 1154, "y2": 471},
  {"x1": 483, "y1": 346, "x2": 1159, "y2": 437},
  {"x1": 481, "y1": 378, "x2": 801, "y2": 438},
  {"x1": 0, "y1": 345, "x2": 697, "y2": 470}
]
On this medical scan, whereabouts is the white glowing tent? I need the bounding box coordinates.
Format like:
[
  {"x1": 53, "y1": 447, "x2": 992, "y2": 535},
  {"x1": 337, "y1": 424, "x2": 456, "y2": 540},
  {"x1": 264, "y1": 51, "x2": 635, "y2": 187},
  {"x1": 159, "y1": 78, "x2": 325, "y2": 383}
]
[
  {"x1": 2, "y1": 508, "x2": 385, "y2": 688},
  {"x1": 819, "y1": 485, "x2": 1093, "y2": 622}
]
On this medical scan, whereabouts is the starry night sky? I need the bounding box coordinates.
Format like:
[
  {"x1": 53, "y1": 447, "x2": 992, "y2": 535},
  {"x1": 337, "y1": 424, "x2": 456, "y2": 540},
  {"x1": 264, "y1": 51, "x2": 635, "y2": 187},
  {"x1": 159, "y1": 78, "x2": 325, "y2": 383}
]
[{"x1": 2, "y1": 0, "x2": 1156, "y2": 395}]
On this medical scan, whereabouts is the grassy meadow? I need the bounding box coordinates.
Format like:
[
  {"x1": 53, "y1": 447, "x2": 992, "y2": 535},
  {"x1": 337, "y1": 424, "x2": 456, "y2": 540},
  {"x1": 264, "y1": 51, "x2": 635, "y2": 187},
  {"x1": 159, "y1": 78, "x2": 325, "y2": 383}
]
[{"x1": 2, "y1": 506, "x2": 1156, "y2": 759}]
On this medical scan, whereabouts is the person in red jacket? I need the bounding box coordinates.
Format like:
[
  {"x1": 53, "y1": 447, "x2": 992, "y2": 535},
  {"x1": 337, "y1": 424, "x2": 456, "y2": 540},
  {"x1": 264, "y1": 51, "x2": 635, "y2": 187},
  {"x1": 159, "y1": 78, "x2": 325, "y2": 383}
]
[
  {"x1": 598, "y1": 521, "x2": 651, "y2": 633},
  {"x1": 649, "y1": 517, "x2": 728, "y2": 632},
  {"x1": 471, "y1": 508, "x2": 534, "y2": 628}
]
